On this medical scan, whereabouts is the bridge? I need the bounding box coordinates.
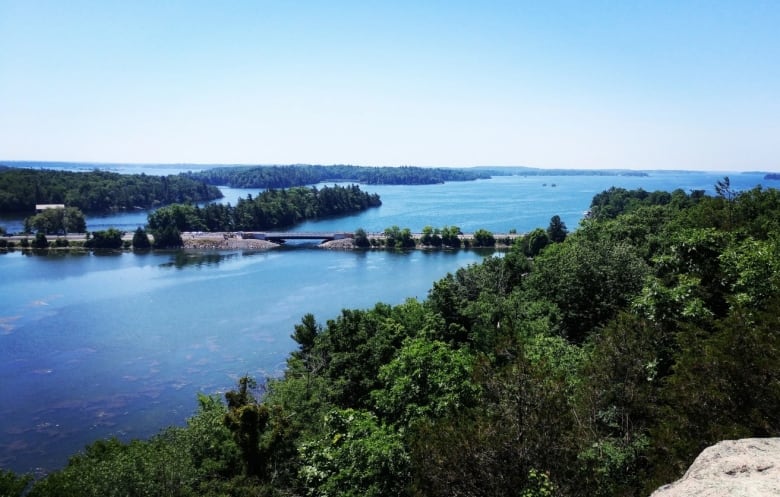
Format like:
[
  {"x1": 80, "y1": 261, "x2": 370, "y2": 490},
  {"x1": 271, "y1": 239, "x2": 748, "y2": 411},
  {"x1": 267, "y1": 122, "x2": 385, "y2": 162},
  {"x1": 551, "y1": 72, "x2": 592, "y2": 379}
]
[{"x1": 241, "y1": 231, "x2": 354, "y2": 243}]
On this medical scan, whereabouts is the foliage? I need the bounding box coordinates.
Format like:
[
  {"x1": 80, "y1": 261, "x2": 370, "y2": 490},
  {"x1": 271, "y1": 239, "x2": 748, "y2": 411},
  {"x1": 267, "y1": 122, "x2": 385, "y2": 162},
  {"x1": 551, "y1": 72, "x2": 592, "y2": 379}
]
[
  {"x1": 383, "y1": 225, "x2": 415, "y2": 249},
  {"x1": 224, "y1": 376, "x2": 271, "y2": 477},
  {"x1": 521, "y1": 469, "x2": 556, "y2": 497},
  {"x1": 0, "y1": 469, "x2": 32, "y2": 497},
  {"x1": 84, "y1": 228, "x2": 123, "y2": 249},
  {"x1": 472, "y1": 228, "x2": 495, "y2": 247},
  {"x1": 131, "y1": 227, "x2": 151, "y2": 249},
  {"x1": 32, "y1": 232, "x2": 49, "y2": 249},
  {"x1": 152, "y1": 226, "x2": 183, "y2": 249},
  {"x1": 547, "y1": 214, "x2": 568, "y2": 243},
  {"x1": 24, "y1": 206, "x2": 86, "y2": 234},
  {"x1": 372, "y1": 337, "x2": 479, "y2": 426},
  {"x1": 353, "y1": 228, "x2": 370, "y2": 247},
  {"x1": 526, "y1": 238, "x2": 650, "y2": 342},
  {"x1": 310, "y1": 303, "x2": 418, "y2": 407},
  {"x1": 28, "y1": 434, "x2": 197, "y2": 497},
  {"x1": 0, "y1": 167, "x2": 221, "y2": 213},
  {"x1": 420, "y1": 225, "x2": 441, "y2": 247},
  {"x1": 147, "y1": 184, "x2": 381, "y2": 233},
  {"x1": 298, "y1": 409, "x2": 410, "y2": 497},
  {"x1": 517, "y1": 227, "x2": 550, "y2": 257},
  {"x1": 589, "y1": 186, "x2": 704, "y2": 220},
  {"x1": 187, "y1": 164, "x2": 490, "y2": 188}
]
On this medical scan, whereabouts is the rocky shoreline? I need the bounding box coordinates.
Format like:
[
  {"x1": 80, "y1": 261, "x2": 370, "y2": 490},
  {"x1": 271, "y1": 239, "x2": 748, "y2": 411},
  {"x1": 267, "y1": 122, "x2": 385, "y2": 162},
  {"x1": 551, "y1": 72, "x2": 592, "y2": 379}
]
[{"x1": 181, "y1": 233, "x2": 280, "y2": 250}]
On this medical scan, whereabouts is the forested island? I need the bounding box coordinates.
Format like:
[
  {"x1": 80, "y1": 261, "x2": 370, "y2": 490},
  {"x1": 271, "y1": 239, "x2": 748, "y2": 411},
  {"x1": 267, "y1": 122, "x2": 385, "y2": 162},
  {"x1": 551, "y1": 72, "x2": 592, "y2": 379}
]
[
  {"x1": 0, "y1": 167, "x2": 222, "y2": 213},
  {"x1": 4, "y1": 179, "x2": 779, "y2": 497},
  {"x1": 185, "y1": 164, "x2": 492, "y2": 187},
  {"x1": 145, "y1": 184, "x2": 381, "y2": 247},
  {"x1": 185, "y1": 164, "x2": 651, "y2": 189}
]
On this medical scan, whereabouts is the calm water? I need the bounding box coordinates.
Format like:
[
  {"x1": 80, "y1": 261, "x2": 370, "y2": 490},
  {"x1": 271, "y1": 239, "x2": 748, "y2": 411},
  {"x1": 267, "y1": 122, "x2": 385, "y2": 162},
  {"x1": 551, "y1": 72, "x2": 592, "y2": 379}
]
[{"x1": 0, "y1": 167, "x2": 775, "y2": 474}]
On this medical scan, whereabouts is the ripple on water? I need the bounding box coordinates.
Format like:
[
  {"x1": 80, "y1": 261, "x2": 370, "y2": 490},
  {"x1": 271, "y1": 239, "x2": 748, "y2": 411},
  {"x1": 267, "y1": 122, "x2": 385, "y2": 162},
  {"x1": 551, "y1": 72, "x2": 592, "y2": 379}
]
[{"x1": 0, "y1": 315, "x2": 21, "y2": 334}]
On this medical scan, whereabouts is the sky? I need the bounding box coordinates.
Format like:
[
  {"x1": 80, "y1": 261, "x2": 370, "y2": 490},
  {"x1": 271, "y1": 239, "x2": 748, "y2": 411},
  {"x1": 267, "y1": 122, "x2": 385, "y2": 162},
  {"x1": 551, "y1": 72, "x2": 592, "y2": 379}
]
[{"x1": 1, "y1": 1, "x2": 778, "y2": 171}]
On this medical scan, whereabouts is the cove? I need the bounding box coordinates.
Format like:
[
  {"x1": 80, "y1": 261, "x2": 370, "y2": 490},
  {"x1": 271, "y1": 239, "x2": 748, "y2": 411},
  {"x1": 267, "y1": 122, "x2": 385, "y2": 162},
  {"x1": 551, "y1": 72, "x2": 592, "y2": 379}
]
[{"x1": 0, "y1": 246, "x2": 491, "y2": 474}]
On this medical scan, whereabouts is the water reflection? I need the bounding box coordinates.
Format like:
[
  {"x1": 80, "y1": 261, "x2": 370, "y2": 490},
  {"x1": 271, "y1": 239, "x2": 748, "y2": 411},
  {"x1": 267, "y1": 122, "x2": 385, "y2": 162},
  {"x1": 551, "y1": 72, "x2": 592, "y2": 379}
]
[
  {"x1": 161, "y1": 251, "x2": 239, "y2": 269},
  {"x1": 90, "y1": 250, "x2": 124, "y2": 257}
]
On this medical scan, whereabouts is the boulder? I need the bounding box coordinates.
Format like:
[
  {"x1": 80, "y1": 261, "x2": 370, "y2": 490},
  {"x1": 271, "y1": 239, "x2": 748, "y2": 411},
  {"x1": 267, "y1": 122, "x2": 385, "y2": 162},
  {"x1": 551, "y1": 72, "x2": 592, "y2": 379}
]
[{"x1": 651, "y1": 438, "x2": 780, "y2": 496}]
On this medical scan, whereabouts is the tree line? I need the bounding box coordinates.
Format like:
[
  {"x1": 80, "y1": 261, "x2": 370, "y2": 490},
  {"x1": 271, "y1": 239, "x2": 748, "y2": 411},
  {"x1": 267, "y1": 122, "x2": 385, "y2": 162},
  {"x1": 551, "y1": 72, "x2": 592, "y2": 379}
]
[
  {"x1": 0, "y1": 167, "x2": 222, "y2": 213},
  {"x1": 4, "y1": 180, "x2": 780, "y2": 497},
  {"x1": 186, "y1": 164, "x2": 491, "y2": 188}
]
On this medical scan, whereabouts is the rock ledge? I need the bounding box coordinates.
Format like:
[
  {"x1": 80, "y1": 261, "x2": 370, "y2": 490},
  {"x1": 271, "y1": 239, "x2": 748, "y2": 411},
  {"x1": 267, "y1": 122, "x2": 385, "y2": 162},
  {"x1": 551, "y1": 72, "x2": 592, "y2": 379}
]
[{"x1": 651, "y1": 438, "x2": 780, "y2": 497}]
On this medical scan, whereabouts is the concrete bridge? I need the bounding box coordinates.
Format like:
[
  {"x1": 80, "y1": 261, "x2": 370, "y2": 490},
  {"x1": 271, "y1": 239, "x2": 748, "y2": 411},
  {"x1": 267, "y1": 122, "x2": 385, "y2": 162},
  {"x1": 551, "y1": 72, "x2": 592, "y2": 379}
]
[{"x1": 241, "y1": 231, "x2": 354, "y2": 243}]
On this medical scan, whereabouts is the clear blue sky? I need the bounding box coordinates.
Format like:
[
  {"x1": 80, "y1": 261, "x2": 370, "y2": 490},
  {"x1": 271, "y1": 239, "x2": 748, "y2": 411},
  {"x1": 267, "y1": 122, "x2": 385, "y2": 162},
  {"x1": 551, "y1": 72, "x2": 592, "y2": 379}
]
[{"x1": 1, "y1": 1, "x2": 778, "y2": 171}]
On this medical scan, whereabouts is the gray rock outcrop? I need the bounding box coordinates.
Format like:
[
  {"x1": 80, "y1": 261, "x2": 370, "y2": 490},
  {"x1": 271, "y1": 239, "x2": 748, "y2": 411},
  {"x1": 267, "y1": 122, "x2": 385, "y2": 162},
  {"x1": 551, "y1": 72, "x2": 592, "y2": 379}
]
[{"x1": 651, "y1": 438, "x2": 780, "y2": 497}]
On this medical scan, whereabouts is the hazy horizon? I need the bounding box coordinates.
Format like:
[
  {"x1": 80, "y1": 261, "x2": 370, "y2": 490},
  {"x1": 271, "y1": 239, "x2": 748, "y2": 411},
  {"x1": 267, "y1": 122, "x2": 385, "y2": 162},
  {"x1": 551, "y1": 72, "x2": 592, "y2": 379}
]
[
  {"x1": 3, "y1": 159, "x2": 774, "y2": 175},
  {"x1": 1, "y1": 1, "x2": 778, "y2": 172}
]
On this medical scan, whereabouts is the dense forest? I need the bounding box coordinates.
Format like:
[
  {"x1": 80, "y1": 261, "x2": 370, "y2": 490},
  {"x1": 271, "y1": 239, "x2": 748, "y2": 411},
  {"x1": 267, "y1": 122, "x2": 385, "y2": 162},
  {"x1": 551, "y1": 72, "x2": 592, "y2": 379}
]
[
  {"x1": 0, "y1": 167, "x2": 222, "y2": 213},
  {"x1": 146, "y1": 184, "x2": 381, "y2": 245},
  {"x1": 186, "y1": 164, "x2": 491, "y2": 188},
  {"x1": 4, "y1": 180, "x2": 780, "y2": 497}
]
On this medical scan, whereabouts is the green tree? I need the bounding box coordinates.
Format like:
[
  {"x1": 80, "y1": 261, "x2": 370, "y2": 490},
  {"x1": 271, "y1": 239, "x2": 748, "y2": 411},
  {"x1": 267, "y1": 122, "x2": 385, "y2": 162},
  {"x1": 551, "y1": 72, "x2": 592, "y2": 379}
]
[
  {"x1": 575, "y1": 313, "x2": 660, "y2": 496},
  {"x1": 472, "y1": 228, "x2": 495, "y2": 247},
  {"x1": 24, "y1": 206, "x2": 86, "y2": 235},
  {"x1": 0, "y1": 470, "x2": 32, "y2": 497},
  {"x1": 147, "y1": 203, "x2": 206, "y2": 233},
  {"x1": 84, "y1": 228, "x2": 123, "y2": 249},
  {"x1": 223, "y1": 376, "x2": 270, "y2": 478},
  {"x1": 521, "y1": 228, "x2": 550, "y2": 257},
  {"x1": 28, "y1": 434, "x2": 196, "y2": 497},
  {"x1": 440, "y1": 226, "x2": 461, "y2": 248},
  {"x1": 714, "y1": 176, "x2": 735, "y2": 202},
  {"x1": 152, "y1": 225, "x2": 183, "y2": 249},
  {"x1": 32, "y1": 232, "x2": 49, "y2": 249},
  {"x1": 131, "y1": 227, "x2": 151, "y2": 249},
  {"x1": 372, "y1": 337, "x2": 479, "y2": 426},
  {"x1": 411, "y1": 335, "x2": 580, "y2": 497},
  {"x1": 62, "y1": 207, "x2": 87, "y2": 233},
  {"x1": 313, "y1": 304, "x2": 414, "y2": 407},
  {"x1": 383, "y1": 225, "x2": 415, "y2": 249},
  {"x1": 354, "y1": 228, "x2": 370, "y2": 248},
  {"x1": 291, "y1": 313, "x2": 321, "y2": 362},
  {"x1": 421, "y1": 226, "x2": 443, "y2": 247},
  {"x1": 526, "y1": 238, "x2": 650, "y2": 342},
  {"x1": 547, "y1": 215, "x2": 568, "y2": 243},
  {"x1": 721, "y1": 237, "x2": 780, "y2": 307},
  {"x1": 184, "y1": 394, "x2": 242, "y2": 482},
  {"x1": 298, "y1": 409, "x2": 410, "y2": 497}
]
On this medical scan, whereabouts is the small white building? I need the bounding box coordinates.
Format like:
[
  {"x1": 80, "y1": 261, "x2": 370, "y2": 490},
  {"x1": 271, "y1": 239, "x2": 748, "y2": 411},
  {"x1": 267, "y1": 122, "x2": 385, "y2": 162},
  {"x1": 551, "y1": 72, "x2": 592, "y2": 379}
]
[{"x1": 35, "y1": 204, "x2": 65, "y2": 212}]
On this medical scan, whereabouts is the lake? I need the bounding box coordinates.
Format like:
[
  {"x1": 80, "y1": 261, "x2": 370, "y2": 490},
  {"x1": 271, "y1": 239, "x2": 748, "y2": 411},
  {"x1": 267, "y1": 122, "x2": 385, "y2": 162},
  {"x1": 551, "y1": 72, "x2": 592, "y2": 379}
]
[{"x1": 0, "y1": 166, "x2": 774, "y2": 474}]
